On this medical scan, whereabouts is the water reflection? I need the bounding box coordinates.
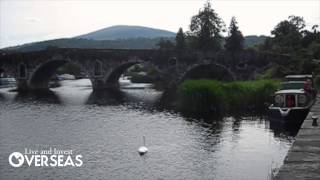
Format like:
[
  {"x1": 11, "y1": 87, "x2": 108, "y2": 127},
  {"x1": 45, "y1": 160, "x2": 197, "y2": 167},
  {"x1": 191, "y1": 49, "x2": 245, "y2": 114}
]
[
  {"x1": 180, "y1": 111, "x2": 224, "y2": 123},
  {"x1": 86, "y1": 89, "x2": 126, "y2": 105},
  {"x1": 0, "y1": 80, "x2": 295, "y2": 180},
  {"x1": 86, "y1": 88, "x2": 162, "y2": 110},
  {"x1": 269, "y1": 120, "x2": 302, "y2": 137},
  {"x1": 14, "y1": 90, "x2": 61, "y2": 104},
  {"x1": 0, "y1": 92, "x2": 4, "y2": 101},
  {"x1": 232, "y1": 118, "x2": 241, "y2": 132}
]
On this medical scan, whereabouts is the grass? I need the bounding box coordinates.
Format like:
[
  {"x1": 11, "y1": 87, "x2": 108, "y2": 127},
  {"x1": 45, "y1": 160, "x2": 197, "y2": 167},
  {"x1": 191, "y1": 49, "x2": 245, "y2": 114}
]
[{"x1": 177, "y1": 79, "x2": 280, "y2": 115}]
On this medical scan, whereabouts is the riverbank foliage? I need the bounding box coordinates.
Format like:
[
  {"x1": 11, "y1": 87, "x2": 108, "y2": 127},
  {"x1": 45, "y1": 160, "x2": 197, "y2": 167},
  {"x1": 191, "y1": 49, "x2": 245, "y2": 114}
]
[
  {"x1": 168, "y1": 2, "x2": 320, "y2": 78},
  {"x1": 177, "y1": 79, "x2": 280, "y2": 115}
]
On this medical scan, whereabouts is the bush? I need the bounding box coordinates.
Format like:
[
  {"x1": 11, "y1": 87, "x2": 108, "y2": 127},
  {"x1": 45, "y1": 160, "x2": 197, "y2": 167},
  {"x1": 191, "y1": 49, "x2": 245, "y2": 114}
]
[
  {"x1": 178, "y1": 80, "x2": 225, "y2": 115},
  {"x1": 177, "y1": 79, "x2": 280, "y2": 115}
]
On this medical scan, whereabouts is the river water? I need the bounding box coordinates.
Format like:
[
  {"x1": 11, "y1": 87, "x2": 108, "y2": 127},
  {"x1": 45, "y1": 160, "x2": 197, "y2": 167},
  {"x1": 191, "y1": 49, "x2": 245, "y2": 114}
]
[{"x1": 0, "y1": 79, "x2": 295, "y2": 180}]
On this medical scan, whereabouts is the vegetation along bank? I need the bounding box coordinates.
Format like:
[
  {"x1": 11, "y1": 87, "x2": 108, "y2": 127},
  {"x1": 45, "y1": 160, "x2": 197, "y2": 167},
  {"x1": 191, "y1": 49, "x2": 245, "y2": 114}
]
[{"x1": 177, "y1": 79, "x2": 280, "y2": 116}]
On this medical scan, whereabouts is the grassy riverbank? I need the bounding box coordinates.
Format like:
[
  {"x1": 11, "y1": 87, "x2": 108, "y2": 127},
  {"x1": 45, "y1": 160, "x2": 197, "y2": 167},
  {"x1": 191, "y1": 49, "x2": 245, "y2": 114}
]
[{"x1": 177, "y1": 79, "x2": 280, "y2": 115}]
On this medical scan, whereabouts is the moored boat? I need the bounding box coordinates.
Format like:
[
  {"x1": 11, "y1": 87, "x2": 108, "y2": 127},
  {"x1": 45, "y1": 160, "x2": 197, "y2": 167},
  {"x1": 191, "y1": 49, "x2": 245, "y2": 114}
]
[
  {"x1": 268, "y1": 75, "x2": 317, "y2": 124},
  {"x1": 0, "y1": 77, "x2": 16, "y2": 88}
]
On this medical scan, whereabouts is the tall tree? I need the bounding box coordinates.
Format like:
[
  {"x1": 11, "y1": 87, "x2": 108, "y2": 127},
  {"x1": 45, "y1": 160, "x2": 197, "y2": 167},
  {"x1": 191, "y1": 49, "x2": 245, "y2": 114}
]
[
  {"x1": 269, "y1": 15, "x2": 305, "y2": 53},
  {"x1": 175, "y1": 27, "x2": 186, "y2": 50},
  {"x1": 225, "y1": 16, "x2": 244, "y2": 52},
  {"x1": 261, "y1": 15, "x2": 320, "y2": 76},
  {"x1": 189, "y1": 0, "x2": 225, "y2": 51}
]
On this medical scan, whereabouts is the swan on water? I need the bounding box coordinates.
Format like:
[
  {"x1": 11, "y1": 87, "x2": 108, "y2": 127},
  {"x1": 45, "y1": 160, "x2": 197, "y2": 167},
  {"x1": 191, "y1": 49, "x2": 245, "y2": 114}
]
[{"x1": 138, "y1": 136, "x2": 148, "y2": 155}]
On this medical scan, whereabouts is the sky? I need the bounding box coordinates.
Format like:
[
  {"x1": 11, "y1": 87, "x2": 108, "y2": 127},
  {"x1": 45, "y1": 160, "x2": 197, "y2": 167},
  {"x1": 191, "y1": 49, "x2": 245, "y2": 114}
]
[{"x1": 0, "y1": 0, "x2": 319, "y2": 48}]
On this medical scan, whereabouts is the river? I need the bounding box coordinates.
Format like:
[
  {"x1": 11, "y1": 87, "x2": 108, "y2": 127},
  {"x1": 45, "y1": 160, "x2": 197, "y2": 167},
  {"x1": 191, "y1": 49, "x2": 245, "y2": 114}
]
[{"x1": 0, "y1": 79, "x2": 295, "y2": 180}]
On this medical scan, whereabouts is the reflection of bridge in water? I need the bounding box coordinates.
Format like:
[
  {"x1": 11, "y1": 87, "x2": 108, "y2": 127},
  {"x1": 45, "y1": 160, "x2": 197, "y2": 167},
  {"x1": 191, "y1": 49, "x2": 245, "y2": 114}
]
[
  {"x1": 8, "y1": 83, "x2": 162, "y2": 108},
  {"x1": 0, "y1": 48, "x2": 290, "y2": 91}
]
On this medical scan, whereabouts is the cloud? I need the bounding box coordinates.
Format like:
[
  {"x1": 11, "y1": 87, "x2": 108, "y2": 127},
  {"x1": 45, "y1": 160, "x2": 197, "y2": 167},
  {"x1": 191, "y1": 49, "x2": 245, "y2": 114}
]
[{"x1": 25, "y1": 17, "x2": 40, "y2": 23}]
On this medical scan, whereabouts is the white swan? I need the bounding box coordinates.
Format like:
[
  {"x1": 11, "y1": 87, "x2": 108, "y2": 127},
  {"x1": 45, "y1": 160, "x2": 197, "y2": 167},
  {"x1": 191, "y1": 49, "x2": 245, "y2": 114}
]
[{"x1": 138, "y1": 136, "x2": 148, "y2": 155}]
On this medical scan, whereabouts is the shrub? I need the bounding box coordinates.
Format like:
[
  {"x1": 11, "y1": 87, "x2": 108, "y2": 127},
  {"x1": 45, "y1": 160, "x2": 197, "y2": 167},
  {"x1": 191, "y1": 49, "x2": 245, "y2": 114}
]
[
  {"x1": 178, "y1": 80, "x2": 225, "y2": 114},
  {"x1": 177, "y1": 79, "x2": 280, "y2": 115}
]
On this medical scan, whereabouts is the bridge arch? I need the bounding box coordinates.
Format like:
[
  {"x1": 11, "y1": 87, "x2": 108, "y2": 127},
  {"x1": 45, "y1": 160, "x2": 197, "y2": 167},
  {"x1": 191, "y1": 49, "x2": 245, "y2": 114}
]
[
  {"x1": 104, "y1": 55, "x2": 179, "y2": 86},
  {"x1": 28, "y1": 58, "x2": 88, "y2": 90},
  {"x1": 105, "y1": 61, "x2": 144, "y2": 84},
  {"x1": 28, "y1": 59, "x2": 68, "y2": 89},
  {"x1": 180, "y1": 63, "x2": 235, "y2": 82}
]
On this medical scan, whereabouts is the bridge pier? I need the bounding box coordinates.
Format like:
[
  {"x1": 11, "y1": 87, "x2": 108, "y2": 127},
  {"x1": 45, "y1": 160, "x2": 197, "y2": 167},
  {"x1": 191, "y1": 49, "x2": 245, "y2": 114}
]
[
  {"x1": 16, "y1": 79, "x2": 29, "y2": 91},
  {"x1": 90, "y1": 78, "x2": 105, "y2": 90},
  {"x1": 90, "y1": 78, "x2": 119, "y2": 90},
  {"x1": 16, "y1": 80, "x2": 52, "y2": 91},
  {"x1": 103, "y1": 82, "x2": 120, "y2": 89}
]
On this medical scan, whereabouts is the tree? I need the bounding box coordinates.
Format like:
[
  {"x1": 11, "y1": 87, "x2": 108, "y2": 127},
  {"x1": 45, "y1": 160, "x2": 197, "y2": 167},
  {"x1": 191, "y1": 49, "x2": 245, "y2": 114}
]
[
  {"x1": 301, "y1": 25, "x2": 320, "y2": 48},
  {"x1": 175, "y1": 27, "x2": 186, "y2": 50},
  {"x1": 288, "y1": 15, "x2": 305, "y2": 31},
  {"x1": 189, "y1": 0, "x2": 225, "y2": 51},
  {"x1": 269, "y1": 15, "x2": 305, "y2": 53},
  {"x1": 225, "y1": 16, "x2": 244, "y2": 52},
  {"x1": 264, "y1": 15, "x2": 320, "y2": 75}
]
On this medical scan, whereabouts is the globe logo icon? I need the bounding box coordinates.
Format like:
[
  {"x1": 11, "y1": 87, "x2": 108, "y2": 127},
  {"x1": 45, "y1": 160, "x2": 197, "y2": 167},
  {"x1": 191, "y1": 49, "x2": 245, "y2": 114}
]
[{"x1": 8, "y1": 152, "x2": 24, "y2": 167}]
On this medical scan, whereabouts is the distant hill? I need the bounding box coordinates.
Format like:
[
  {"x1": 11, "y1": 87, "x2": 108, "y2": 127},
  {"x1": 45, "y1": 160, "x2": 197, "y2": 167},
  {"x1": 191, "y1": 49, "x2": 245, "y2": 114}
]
[
  {"x1": 1, "y1": 25, "x2": 267, "y2": 52},
  {"x1": 3, "y1": 37, "x2": 171, "y2": 52},
  {"x1": 76, "y1": 25, "x2": 175, "y2": 40},
  {"x1": 243, "y1": 35, "x2": 267, "y2": 48},
  {"x1": 2, "y1": 25, "x2": 176, "y2": 52}
]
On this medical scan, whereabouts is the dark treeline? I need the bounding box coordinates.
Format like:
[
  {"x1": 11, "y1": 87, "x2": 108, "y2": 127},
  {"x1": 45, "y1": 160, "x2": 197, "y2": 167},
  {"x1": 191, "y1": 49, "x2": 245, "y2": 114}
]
[
  {"x1": 161, "y1": 1, "x2": 320, "y2": 78},
  {"x1": 162, "y1": 0, "x2": 320, "y2": 117}
]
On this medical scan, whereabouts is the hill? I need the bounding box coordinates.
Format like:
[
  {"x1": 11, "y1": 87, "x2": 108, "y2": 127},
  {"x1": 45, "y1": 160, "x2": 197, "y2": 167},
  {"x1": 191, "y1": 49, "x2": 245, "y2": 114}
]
[
  {"x1": 3, "y1": 37, "x2": 171, "y2": 52},
  {"x1": 243, "y1": 35, "x2": 268, "y2": 47},
  {"x1": 76, "y1": 25, "x2": 175, "y2": 40},
  {"x1": 1, "y1": 25, "x2": 267, "y2": 52}
]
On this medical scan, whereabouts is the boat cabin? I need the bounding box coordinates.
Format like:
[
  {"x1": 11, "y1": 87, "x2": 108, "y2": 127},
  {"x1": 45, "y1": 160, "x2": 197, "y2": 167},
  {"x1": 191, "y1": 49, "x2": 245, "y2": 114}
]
[
  {"x1": 272, "y1": 89, "x2": 310, "y2": 108},
  {"x1": 285, "y1": 75, "x2": 313, "y2": 84}
]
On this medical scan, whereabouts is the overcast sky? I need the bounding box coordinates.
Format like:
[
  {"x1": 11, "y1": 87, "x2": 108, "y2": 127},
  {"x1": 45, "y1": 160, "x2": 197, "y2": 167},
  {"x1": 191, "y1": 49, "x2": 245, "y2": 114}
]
[{"x1": 0, "y1": 0, "x2": 319, "y2": 48}]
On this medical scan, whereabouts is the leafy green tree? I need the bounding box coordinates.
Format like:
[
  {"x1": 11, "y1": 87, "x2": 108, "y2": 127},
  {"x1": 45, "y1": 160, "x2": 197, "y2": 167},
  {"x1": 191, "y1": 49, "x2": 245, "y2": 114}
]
[
  {"x1": 225, "y1": 16, "x2": 244, "y2": 52},
  {"x1": 258, "y1": 15, "x2": 320, "y2": 77},
  {"x1": 301, "y1": 25, "x2": 320, "y2": 48},
  {"x1": 189, "y1": 0, "x2": 225, "y2": 51},
  {"x1": 269, "y1": 15, "x2": 305, "y2": 53},
  {"x1": 175, "y1": 27, "x2": 186, "y2": 50}
]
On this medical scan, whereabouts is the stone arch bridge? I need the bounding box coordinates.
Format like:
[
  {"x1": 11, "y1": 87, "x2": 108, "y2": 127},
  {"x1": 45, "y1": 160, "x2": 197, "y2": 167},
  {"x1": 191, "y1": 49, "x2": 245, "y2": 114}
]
[{"x1": 0, "y1": 48, "x2": 289, "y2": 91}]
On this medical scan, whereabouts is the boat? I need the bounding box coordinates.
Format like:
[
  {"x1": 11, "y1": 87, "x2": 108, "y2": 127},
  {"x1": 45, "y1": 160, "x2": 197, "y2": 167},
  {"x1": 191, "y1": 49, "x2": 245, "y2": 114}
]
[
  {"x1": 268, "y1": 75, "x2": 317, "y2": 124},
  {"x1": 285, "y1": 74, "x2": 313, "y2": 81},
  {"x1": 0, "y1": 77, "x2": 16, "y2": 88},
  {"x1": 57, "y1": 74, "x2": 76, "y2": 80}
]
